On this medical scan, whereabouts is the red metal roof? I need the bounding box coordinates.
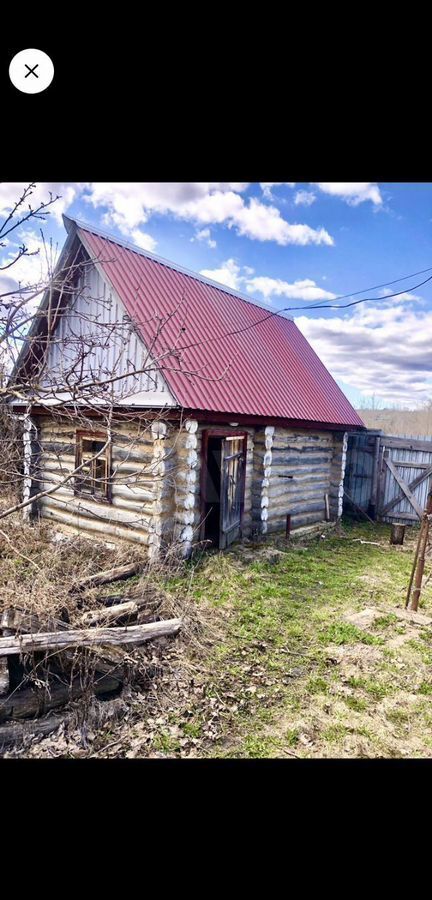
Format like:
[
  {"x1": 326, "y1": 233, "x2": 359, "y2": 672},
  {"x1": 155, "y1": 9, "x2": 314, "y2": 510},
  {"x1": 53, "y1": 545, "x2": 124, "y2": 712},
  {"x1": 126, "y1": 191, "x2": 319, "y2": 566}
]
[{"x1": 77, "y1": 224, "x2": 364, "y2": 428}]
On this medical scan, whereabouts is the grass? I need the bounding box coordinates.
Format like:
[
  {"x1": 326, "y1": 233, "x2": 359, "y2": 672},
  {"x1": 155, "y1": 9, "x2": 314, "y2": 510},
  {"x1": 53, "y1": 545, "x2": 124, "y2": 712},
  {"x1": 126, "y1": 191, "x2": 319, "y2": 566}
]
[
  {"x1": 318, "y1": 622, "x2": 383, "y2": 646},
  {"x1": 7, "y1": 517, "x2": 432, "y2": 759},
  {"x1": 151, "y1": 518, "x2": 432, "y2": 759}
]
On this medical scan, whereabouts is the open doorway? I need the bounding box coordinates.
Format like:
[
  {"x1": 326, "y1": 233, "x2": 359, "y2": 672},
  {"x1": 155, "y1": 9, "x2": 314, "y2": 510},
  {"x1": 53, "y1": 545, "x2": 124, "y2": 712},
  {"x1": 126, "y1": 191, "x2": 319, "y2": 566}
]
[{"x1": 200, "y1": 431, "x2": 247, "y2": 549}]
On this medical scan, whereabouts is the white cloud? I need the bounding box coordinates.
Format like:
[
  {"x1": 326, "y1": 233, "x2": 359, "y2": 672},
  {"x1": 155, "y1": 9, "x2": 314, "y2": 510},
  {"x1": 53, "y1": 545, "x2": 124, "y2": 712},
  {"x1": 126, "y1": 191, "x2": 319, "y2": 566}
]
[
  {"x1": 192, "y1": 227, "x2": 217, "y2": 249},
  {"x1": 200, "y1": 258, "x2": 242, "y2": 290},
  {"x1": 233, "y1": 199, "x2": 333, "y2": 246},
  {"x1": 199, "y1": 261, "x2": 336, "y2": 302},
  {"x1": 260, "y1": 182, "x2": 295, "y2": 199},
  {"x1": 130, "y1": 229, "x2": 157, "y2": 252},
  {"x1": 312, "y1": 183, "x2": 382, "y2": 206},
  {"x1": 0, "y1": 229, "x2": 55, "y2": 288},
  {"x1": 245, "y1": 276, "x2": 336, "y2": 302},
  {"x1": 381, "y1": 288, "x2": 421, "y2": 303},
  {"x1": 0, "y1": 182, "x2": 81, "y2": 226},
  {"x1": 84, "y1": 184, "x2": 333, "y2": 248},
  {"x1": 295, "y1": 299, "x2": 432, "y2": 406},
  {"x1": 294, "y1": 190, "x2": 316, "y2": 207},
  {"x1": 0, "y1": 229, "x2": 58, "y2": 314},
  {"x1": 0, "y1": 183, "x2": 335, "y2": 251}
]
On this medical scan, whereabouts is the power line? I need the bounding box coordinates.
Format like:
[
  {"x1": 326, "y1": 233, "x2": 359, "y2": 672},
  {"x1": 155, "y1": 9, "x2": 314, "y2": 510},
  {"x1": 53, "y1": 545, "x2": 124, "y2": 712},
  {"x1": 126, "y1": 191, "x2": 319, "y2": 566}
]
[
  {"x1": 302, "y1": 264, "x2": 432, "y2": 306},
  {"x1": 176, "y1": 271, "x2": 432, "y2": 352}
]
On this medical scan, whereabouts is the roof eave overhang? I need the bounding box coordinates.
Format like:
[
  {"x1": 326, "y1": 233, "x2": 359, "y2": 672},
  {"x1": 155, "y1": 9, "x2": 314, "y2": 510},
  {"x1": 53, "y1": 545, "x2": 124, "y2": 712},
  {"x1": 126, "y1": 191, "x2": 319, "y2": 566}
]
[
  {"x1": 12, "y1": 403, "x2": 364, "y2": 432},
  {"x1": 183, "y1": 409, "x2": 366, "y2": 431}
]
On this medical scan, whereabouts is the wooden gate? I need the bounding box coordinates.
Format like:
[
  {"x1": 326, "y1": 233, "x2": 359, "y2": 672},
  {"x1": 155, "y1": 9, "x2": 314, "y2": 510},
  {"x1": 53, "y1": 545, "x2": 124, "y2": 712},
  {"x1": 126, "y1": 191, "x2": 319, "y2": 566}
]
[
  {"x1": 345, "y1": 432, "x2": 432, "y2": 524},
  {"x1": 377, "y1": 435, "x2": 432, "y2": 524}
]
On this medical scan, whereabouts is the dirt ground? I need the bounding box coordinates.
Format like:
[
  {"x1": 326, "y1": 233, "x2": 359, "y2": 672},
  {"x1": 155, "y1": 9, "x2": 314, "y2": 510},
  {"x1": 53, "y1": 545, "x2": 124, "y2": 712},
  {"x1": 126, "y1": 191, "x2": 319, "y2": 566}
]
[{"x1": 2, "y1": 517, "x2": 432, "y2": 758}]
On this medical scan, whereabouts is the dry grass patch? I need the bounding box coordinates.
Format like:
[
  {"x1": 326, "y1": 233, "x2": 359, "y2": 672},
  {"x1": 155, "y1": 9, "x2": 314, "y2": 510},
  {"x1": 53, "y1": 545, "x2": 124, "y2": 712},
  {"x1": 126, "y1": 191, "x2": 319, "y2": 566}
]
[{"x1": 4, "y1": 518, "x2": 432, "y2": 758}]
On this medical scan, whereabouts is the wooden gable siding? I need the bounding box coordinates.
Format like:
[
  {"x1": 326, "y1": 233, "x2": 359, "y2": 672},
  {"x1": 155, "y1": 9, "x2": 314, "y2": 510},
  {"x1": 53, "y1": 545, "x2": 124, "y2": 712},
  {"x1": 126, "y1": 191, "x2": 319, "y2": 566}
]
[{"x1": 41, "y1": 260, "x2": 176, "y2": 406}]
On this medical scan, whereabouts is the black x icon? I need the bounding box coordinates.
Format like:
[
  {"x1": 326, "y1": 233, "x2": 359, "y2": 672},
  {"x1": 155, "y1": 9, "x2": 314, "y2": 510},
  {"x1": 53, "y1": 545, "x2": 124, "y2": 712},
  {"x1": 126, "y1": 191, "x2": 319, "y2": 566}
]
[{"x1": 24, "y1": 63, "x2": 39, "y2": 78}]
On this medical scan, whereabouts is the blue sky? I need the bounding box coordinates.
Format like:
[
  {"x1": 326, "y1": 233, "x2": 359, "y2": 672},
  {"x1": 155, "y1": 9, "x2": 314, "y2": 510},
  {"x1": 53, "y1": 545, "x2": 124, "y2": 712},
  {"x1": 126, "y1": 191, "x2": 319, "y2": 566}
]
[{"x1": 1, "y1": 182, "x2": 431, "y2": 408}]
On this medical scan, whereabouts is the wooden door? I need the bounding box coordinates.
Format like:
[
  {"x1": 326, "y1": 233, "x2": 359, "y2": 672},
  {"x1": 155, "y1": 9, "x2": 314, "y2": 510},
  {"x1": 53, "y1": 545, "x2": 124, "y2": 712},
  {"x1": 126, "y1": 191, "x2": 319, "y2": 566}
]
[{"x1": 219, "y1": 436, "x2": 246, "y2": 549}]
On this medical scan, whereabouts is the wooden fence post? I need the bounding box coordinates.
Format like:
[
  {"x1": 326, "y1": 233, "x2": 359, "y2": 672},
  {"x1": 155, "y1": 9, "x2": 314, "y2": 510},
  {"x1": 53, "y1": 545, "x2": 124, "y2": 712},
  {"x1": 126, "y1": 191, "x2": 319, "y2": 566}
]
[
  {"x1": 407, "y1": 489, "x2": 432, "y2": 611},
  {"x1": 369, "y1": 435, "x2": 381, "y2": 520},
  {"x1": 376, "y1": 444, "x2": 387, "y2": 521}
]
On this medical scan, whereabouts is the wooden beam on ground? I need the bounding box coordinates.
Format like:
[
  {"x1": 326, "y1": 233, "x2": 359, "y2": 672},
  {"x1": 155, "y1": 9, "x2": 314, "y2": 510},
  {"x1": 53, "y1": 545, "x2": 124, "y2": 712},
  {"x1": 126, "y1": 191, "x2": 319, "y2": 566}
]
[
  {"x1": 80, "y1": 600, "x2": 141, "y2": 627},
  {"x1": 72, "y1": 561, "x2": 145, "y2": 592},
  {"x1": 0, "y1": 607, "x2": 69, "y2": 634},
  {"x1": 0, "y1": 618, "x2": 182, "y2": 658}
]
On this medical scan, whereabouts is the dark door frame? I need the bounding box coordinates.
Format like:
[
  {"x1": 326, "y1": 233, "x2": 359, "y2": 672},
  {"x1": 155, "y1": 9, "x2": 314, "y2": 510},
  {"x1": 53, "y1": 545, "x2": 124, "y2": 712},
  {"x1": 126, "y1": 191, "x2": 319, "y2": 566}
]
[{"x1": 199, "y1": 429, "x2": 248, "y2": 544}]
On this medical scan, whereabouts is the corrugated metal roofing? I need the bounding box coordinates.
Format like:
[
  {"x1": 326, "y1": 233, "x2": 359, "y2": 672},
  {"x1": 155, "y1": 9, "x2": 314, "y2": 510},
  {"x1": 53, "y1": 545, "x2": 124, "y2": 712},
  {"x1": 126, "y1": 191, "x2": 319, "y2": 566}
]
[{"x1": 76, "y1": 222, "x2": 364, "y2": 428}]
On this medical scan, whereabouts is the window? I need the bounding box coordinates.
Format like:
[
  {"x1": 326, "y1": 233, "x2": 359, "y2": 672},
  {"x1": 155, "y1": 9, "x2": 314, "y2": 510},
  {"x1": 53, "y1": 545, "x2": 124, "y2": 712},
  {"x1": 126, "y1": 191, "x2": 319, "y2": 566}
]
[{"x1": 75, "y1": 431, "x2": 112, "y2": 501}]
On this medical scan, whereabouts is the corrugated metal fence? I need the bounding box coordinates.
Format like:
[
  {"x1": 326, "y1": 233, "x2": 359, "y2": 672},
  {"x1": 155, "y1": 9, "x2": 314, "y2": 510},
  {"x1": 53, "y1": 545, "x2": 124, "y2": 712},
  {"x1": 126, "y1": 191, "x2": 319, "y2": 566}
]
[{"x1": 345, "y1": 431, "x2": 432, "y2": 525}]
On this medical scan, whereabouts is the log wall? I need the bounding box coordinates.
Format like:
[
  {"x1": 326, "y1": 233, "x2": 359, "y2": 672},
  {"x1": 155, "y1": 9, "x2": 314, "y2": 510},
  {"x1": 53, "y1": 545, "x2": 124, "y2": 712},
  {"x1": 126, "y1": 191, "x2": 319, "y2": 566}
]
[
  {"x1": 33, "y1": 415, "x2": 173, "y2": 552},
  {"x1": 30, "y1": 415, "x2": 347, "y2": 551},
  {"x1": 261, "y1": 427, "x2": 346, "y2": 534}
]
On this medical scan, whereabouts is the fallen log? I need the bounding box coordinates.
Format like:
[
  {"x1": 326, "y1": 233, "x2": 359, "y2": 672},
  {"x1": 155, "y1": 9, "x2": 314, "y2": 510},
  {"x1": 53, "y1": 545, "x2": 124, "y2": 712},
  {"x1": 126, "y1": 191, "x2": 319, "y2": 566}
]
[
  {"x1": 0, "y1": 618, "x2": 182, "y2": 657},
  {"x1": 73, "y1": 561, "x2": 145, "y2": 592},
  {"x1": 0, "y1": 672, "x2": 122, "y2": 722},
  {"x1": 0, "y1": 714, "x2": 66, "y2": 751},
  {"x1": 80, "y1": 593, "x2": 162, "y2": 626},
  {"x1": 80, "y1": 600, "x2": 141, "y2": 627}
]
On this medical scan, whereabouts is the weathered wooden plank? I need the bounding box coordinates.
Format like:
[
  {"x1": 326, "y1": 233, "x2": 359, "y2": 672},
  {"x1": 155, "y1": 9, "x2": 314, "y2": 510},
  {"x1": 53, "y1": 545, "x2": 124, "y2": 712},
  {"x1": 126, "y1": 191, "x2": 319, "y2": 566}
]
[
  {"x1": 382, "y1": 511, "x2": 419, "y2": 521},
  {"x1": 80, "y1": 600, "x2": 141, "y2": 626},
  {"x1": 0, "y1": 607, "x2": 69, "y2": 634},
  {"x1": 377, "y1": 444, "x2": 387, "y2": 518},
  {"x1": 0, "y1": 618, "x2": 182, "y2": 657},
  {"x1": 369, "y1": 435, "x2": 381, "y2": 513},
  {"x1": 74, "y1": 561, "x2": 144, "y2": 590},
  {"x1": 391, "y1": 460, "x2": 431, "y2": 469},
  {"x1": 383, "y1": 437, "x2": 432, "y2": 452}
]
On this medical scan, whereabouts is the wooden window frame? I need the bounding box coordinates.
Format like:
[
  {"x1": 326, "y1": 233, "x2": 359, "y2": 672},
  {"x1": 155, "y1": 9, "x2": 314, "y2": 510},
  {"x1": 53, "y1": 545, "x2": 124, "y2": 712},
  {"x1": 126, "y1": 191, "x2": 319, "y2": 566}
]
[{"x1": 74, "y1": 430, "x2": 112, "y2": 503}]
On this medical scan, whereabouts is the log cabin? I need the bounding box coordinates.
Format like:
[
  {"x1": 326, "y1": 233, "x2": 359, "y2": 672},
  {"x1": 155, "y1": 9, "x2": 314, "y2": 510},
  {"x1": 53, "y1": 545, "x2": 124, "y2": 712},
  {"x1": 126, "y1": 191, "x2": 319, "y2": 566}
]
[{"x1": 11, "y1": 215, "x2": 365, "y2": 556}]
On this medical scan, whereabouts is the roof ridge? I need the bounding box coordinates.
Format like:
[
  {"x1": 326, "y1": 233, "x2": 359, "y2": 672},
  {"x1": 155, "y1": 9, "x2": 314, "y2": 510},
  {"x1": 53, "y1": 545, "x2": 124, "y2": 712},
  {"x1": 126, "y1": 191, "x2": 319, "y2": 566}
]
[{"x1": 64, "y1": 214, "x2": 293, "y2": 321}]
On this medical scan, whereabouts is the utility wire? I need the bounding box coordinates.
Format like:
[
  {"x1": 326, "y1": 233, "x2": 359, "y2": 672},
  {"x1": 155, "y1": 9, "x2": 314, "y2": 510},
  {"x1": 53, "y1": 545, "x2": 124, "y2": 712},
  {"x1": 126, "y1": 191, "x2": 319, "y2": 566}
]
[
  {"x1": 176, "y1": 271, "x2": 432, "y2": 352},
  {"x1": 300, "y1": 263, "x2": 432, "y2": 306}
]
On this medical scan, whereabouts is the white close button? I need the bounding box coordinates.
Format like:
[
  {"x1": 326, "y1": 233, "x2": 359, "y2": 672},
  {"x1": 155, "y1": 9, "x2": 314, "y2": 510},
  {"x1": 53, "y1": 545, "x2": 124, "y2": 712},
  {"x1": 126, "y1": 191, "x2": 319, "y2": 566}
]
[{"x1": 9, "y1": 49, "x2": 54, "y2": 94}]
